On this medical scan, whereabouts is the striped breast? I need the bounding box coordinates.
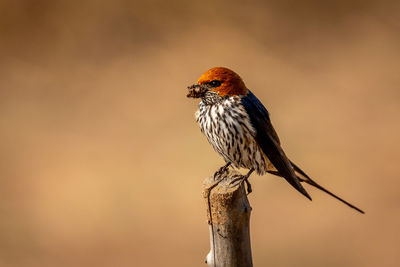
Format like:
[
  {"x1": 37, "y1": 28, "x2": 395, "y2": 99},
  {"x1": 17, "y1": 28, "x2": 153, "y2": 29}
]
[{"x1": 195, "y1": 96, "x2": 269, "y2": 175}]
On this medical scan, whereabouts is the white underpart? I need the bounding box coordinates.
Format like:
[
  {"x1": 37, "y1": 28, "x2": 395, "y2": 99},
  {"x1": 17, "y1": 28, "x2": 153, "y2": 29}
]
[{"x1": 196, "y1": 96, "x2": 269, "y2": 175}]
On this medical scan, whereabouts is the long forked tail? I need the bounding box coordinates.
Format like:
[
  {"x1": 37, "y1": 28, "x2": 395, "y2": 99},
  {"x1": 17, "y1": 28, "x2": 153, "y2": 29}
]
[{"x1": 268, "y1": 161, "x2": 365, "y2": 214}]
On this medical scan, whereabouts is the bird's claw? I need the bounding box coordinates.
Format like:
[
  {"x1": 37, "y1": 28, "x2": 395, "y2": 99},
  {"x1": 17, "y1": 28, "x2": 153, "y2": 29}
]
[
  {"x1": 244, "y1": 178, "x2": 252, "y2": 194},
  {"x1": 213, "y1": 162, "x2": 231, "y2": 180},
  {"x1": 229, "y1": 174, "x2": 252, "y2": 195}
]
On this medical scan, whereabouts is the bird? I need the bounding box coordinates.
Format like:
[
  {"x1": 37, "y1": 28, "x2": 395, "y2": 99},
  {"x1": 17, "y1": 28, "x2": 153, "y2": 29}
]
[{"x1": 187, "y1": 67, "x2": 364, "y2": 214}]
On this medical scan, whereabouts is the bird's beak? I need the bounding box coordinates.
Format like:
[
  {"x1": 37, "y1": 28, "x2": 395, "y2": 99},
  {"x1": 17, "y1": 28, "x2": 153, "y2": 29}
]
[{"x1": 187, "y1": 84, "x2": 209, "y2": 98}]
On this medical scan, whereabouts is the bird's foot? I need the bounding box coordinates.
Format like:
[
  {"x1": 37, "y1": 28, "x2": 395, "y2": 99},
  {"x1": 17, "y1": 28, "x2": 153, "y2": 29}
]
[
  {"x1": 230, "y1": 168, "x2": 254, "y2": 194},
  {"x1": 243, "y1": 168, "x2": 254, "y2": 194},
  {"x1": 244, "y1": 178, "x2": 252, "y2": 194},
  {"x1": 213, "y1": 162, "x2": 231, "y2": 180}
]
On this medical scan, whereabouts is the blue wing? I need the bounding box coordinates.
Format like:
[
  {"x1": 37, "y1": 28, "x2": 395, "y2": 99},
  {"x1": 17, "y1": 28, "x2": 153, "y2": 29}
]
[{"x1": 241, "y1": 90, "x2": 311, "y2": 200}]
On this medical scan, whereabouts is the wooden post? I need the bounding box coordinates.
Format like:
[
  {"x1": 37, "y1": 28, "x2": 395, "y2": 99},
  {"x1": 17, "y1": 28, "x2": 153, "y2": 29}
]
[{"x1": 203, "y1": 169, "x2": 253, "y2": 267}]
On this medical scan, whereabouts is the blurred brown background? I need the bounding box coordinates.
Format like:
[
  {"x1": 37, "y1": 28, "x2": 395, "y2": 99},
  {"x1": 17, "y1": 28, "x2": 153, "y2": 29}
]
[{"x1": 1, "y1": 0, "x2": 399, "y2": 266}]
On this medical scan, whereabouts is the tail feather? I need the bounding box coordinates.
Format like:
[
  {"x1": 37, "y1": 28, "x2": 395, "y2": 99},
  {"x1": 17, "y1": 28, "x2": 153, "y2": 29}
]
[{"x1": 268, "y1": 161, "x2": 365, "y2": 214}]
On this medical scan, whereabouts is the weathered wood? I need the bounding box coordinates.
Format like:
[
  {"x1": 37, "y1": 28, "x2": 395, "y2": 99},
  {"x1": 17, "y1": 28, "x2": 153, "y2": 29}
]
[{"x1": 203, "y1": 169, "x2": 253, "y2": 267}]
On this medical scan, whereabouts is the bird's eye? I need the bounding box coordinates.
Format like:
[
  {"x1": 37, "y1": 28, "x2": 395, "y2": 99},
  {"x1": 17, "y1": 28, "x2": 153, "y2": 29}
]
[{"x1": 209, "y1": 80, "x2": 221, "y2": 87}]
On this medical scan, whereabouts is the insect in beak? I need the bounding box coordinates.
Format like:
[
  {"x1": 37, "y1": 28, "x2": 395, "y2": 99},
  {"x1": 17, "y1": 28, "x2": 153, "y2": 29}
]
[{"x1": 187, "y1": 84, "x2": 209, "y2": 98}]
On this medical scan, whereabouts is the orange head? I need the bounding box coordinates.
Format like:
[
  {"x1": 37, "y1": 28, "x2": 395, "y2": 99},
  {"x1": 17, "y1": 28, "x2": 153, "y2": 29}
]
[{"x1": 196, "y1": 67, "x2": 248, "y2": 97}]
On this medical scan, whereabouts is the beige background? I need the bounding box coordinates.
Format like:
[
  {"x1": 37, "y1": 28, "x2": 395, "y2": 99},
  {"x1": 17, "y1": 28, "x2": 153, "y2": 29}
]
[{"x1": 1, "y1": 0, "x2": 399, "y2": 266}]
